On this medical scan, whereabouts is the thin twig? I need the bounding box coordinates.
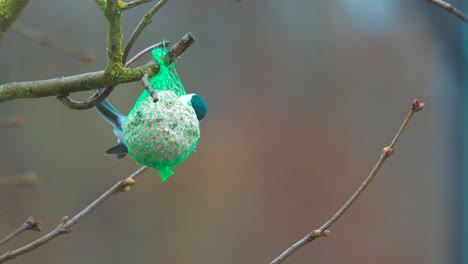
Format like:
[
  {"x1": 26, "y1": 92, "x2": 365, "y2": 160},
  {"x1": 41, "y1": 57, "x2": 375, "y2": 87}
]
[
  {"x1": 0, "y1": 172, "x2": 38, "y2": 187},
  {"x1": 0, "y1": 217, "x2": 41, "y2": 247},
  {"x1": 125, "y1": 40, "x2": 170, "y2": 66},
  {"x1": 0, "y1": 166, "x2": 149, "y2": 264},
  {"x1": 165, "y1": 32, "x2": 196, "y2": 64},
  {"x1": 120, "y1": 0, "x2": 154, "y2": 10},
  {"x1": 57, "y1": 40, "x2": 169, "y2": 110},
  {"x1": 0, "y1": 116, "x2": 22, "y2": 128},
  {"x1": 270, "y1": 99, "x2": 425, "y2": 264},
  {"x1": 142, "y1": 73, "x2": 158, "y2": 102},
  {"x1": 57, "y1": 85, "x2": 116, "y2": 110},
  {"x1": 425, "y1": 0, "x2": 468, "y2": 23},
  {"x1": 123, "y1": 0, "x2": 169, "y2": 63},
  {"x1": 12, "y1": 22, "x2": 95, "y2": 64}
]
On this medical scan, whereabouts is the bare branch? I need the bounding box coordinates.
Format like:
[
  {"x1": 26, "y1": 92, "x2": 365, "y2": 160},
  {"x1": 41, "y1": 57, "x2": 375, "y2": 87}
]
[
  {"x1": 0, "y1": 166, "x2": 149, "y2": 263},
  {"x1": 123, "y1": 0, "x2": 169, "y2": 62},
  {"x1": 0, "y1": 0, "x2": 30, "y2": 43},
  {"x1": 142, "y1": 72, "x2": 158, "y2": 102},
  {"x1": 12, "y1": 22, "x2": 95, "y2": 64},
  {"x1": 0, "y1": 62, "x2": 159, "y2": 102},
  {"x1": 56, "y1": 40, "x2": 170, "y2": 110},
  {"x1": 0, "y1": 217, "x2": 42, "y2": 247},
  {"x1": 57, "y1": 85, "x2": 116, "y2": 110},
  {"x1": 425, "y1": 0, "x2": 468, "y2": 23},
  {"x1": 57, "y1": 32, "x2": 195, "y2": 111},
  {"x1": 125, "y1": 40, "x2": 170, "y2": 67},
  {"x1": 0, "y1": 172, "x2": 38, "y2": 187},
  {"x1": 270, "y1": 99, "x2": 425, "y2": 264},
  {"x1": 104, "y1": 0, "x2": 125, "y2": 72},
  {"x1": 0, "y1": 2, "x2": 186, "y2": 105},
  {"x1": 166, "y1": 32, "x2": 196, "y2": 63},
  {"x1": 0, "y1": 31, "x2": 193, "y2": 104}
]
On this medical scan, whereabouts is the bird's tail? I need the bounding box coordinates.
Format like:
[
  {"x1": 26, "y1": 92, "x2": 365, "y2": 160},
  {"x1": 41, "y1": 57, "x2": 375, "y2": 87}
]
[
  {"x1": 95, "y1": 89, "x2": 128, "y2": 159},
  {"x1": 94, "y1": 89, "x2": 126, "y2": 129}
]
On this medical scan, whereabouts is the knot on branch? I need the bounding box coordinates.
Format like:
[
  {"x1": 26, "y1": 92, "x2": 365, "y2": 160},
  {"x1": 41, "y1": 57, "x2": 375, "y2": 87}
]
[
  {"x1": 24, "y1": 217, "x2": 42, "y2": 232},
  {"x1": 58, "y1": 226, "x2": 72, "y2": 234},
  {"x1": 58, "y1": 216, "x2": 72, "y2": 234},
  {"x1": 311, "y1": 230, "x2": 331, "y2": 238},
  {"x1": 121, "y1": 178, "x2": 136, "y2": 192},
  {"x1": 382, "y1": 147, "x2": 395, "y2": 156}
]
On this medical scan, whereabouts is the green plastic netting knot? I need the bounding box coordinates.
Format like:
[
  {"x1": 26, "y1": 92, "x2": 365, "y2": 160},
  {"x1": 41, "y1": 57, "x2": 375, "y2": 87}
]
[{"x1": 148, "y1": 47, "x2": 186, "y2": 97}]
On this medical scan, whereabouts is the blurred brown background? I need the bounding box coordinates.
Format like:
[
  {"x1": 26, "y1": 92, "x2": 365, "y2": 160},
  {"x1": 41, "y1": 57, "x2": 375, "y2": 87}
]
[{"x1": 0, "y1": 1, "x2": 462, "y2": 264}]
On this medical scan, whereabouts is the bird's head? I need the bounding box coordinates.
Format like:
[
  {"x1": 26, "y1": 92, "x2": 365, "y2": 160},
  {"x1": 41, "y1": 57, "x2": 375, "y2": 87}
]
[{"x1": 180, "y1": 93, "x2": 208, "y2": 121}]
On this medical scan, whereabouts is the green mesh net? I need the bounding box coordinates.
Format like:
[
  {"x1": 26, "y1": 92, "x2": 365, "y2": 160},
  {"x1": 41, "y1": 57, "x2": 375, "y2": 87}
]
[
  {"x1": 149, "y1": 47, "x2": 186, "y2": 97},
  {"x1": 121, "y1": 46, "x2": 200, "y2": 181}
]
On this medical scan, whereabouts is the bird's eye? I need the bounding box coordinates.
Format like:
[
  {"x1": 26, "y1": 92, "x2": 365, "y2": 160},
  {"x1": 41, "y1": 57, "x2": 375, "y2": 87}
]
[{"x1": 190, "y1": 94, "x2": 208, "y2": 121}]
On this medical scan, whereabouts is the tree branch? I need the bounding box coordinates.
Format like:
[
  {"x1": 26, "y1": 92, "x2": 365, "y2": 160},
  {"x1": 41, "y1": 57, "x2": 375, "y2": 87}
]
[
  {"x1": 123, "y1": 0, "x2": 169, "y2": 63},
  {"x1": 0, "y1": 0, "x2": 30, "y2": 44},
  {"x1": 0, "y1": 217, "x2": 41, "y2": 247},
  {"x1": 165, "y1": 32, "x2": 196, "y2": 63},
  {"x1": 104, "y1": 0, "x2": 125, "y2": 73},
  {"x1": 270, "y1": 99, "x2": 425, "y2": 264},
  {"x1": 0, "y1": 166, "x2": 149, "y2": 264},
  {"x1": 125, "y1": 40, "x2": 170, "y2": 66},
  {"x1": 0, "y1": 1, "x2": 191, "y2": 105},
  {"x1": 0, "y1": 30, "x2": 193, "y2": 104},
  {"x1": 0, "y1": 62, "x2": 159, "y2": 102},
  {"x1": 57, "y1": 41, "x2": 169, "y2": 110},
  {"x1": 424, "y1": 0, "x2": 468, "y2": 23},
  {"x1": 56, "y1": 86, "x2": 116, "y2": 110},
  {"x1": 56, "y1": 31, "x2": 193, "y2": 110},
  {"x1": 142, "y1": 72, "x2": 158, "y2": 102}
]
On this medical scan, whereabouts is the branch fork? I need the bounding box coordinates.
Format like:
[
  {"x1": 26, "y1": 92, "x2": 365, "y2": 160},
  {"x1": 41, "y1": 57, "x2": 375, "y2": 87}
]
[
  {"x1": 271, "y1": 99, "x2": 424, "y2": 264},
  {"x1": 0, "y1": 217, "x2": 42, "y2": 247},
  {"x1": 0, "y1": 166, "x2": 149, "y2": 263}
]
